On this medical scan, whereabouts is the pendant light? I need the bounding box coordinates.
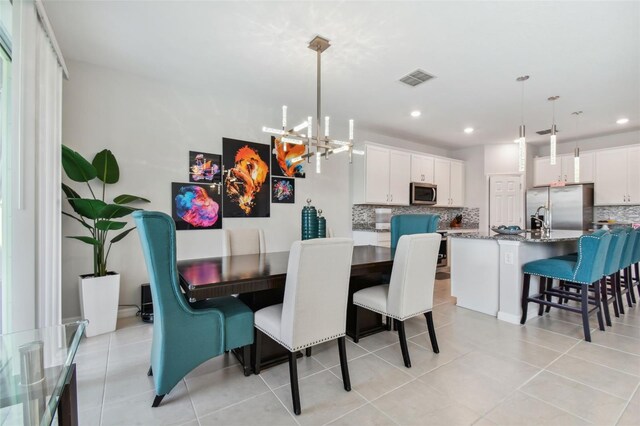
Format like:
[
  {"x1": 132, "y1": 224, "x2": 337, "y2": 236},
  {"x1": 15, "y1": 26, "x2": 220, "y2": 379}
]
[
  {"x1": 548, "y1": 96, "x2": 560, "y2": 165},
  {"x1": 572, "y1": 111, "x2": 583, "y2": 182},
  {"x1": 516, "y1": 76, "x2": 529, "y2": 172}
]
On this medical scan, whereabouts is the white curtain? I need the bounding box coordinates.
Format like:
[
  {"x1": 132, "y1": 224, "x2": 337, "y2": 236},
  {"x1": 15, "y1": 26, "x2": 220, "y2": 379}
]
[{"x1": 7, "y1": 0, "x2": 63, "y2": 331}]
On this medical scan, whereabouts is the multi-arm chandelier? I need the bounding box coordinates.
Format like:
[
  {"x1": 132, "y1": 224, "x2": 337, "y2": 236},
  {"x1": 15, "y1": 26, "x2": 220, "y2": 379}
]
[{"x1": 262, "y1": 36, "x2": 363, "y2": 174}]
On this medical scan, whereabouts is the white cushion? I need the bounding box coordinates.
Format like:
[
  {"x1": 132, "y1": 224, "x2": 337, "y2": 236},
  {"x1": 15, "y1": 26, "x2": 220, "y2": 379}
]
[
  {"x1": 353, "y1": 285, "x2": 389, "y2": 316},
  {"x1": 254, "y1": 303, "x2": 288, "y2": 349}
]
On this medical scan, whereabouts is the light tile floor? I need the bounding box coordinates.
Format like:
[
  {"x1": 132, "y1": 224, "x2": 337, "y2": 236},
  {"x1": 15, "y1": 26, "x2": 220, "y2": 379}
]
[{"x1": 75, "y1": 280, "x2": 640, "y2": 425}]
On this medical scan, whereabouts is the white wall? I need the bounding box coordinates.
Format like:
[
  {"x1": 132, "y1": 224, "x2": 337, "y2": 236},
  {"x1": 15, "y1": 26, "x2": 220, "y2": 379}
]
[{"x1": 61, "y1": 60, "x2": 353, "y2": 319}]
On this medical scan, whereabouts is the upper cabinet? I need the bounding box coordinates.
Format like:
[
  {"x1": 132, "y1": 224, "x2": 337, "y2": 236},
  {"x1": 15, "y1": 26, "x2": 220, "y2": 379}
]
[
  {"x1": 533, "y1": 152, "x2": 594, "y2": 186},
  {"x1": 594, "y1": 146, "x2": 640, "y2": 206},
  {"x1": 359, "y1": 145, "x2": 410, "y2": 205},
  {"x1": 410, "y1": 155, "x2": 434, "y2": 183},
  {"x1": 353, "y1": 144, "x2": 464, "y2": 207},
  {"x1": 434, "y1": 158, "x2": 465, "y2": 207}
]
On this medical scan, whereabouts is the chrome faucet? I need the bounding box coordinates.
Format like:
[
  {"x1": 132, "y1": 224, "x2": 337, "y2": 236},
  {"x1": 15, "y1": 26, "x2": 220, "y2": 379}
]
[{"x1": 532, "y1": 205, "x2": 551, "y2": 236}]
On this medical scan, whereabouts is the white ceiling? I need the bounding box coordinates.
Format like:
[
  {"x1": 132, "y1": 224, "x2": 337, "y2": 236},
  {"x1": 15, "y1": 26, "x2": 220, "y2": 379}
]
[{"x1": 44, "y1": 0, "x2": 640, "y2": 150}]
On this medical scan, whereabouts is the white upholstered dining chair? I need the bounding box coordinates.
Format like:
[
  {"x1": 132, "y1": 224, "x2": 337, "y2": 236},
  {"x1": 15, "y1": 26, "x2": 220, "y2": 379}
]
[
  {"x1": 222, "y1": 228, "x2": 266, "y2": 256},
  {"x1": 352, "y1": 233, "x2": 441, "y2": 368},
  {"x1": 253, "y1": 238, "x2": 354, "y2": 415}
]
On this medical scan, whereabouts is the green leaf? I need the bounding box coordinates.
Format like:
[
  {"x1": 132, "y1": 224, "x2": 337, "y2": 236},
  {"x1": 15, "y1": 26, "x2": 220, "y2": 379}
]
[
  {"x1": 113, "y1": 194, "x2": 151, "y2": 204},
  {"x1": 68, "y1": 198, "x2": 107, "y2": 220},
  {"x1": 62, "y1": 145, "x2": 97, "y2": 183},
  {"x1": 98, "y1": 204, "x2": 138, "y2": 219},
  {"x1": 61, "y1": 183, "x2": 80, "y2": 199},
  {"x1": 96, "y1": 220, "x2": 127, "y2": 231},
  {"x1": 62, "y1": 211, "x2": 94, "y2": 232},
  {"x1": 67, "y1": 236, "x2": 101, "y2": 246},
  {"x1": 92, "y1": 149, "x2": 119, "y2": 184},
  {"x1": 110, "y1": 227, "x2": 136, "y2": 244}
]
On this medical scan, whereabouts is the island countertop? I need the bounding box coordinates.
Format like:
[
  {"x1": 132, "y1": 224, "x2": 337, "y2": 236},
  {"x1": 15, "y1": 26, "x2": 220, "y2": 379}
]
[{"x1": 449, "y1": 230, "x2": 589, "y2": 243}]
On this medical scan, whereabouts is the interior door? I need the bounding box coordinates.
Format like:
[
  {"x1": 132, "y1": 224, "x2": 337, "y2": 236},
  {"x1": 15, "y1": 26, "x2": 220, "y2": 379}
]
[{"x1": 489, "y1": 175, "x2": 523, "y2": 229}]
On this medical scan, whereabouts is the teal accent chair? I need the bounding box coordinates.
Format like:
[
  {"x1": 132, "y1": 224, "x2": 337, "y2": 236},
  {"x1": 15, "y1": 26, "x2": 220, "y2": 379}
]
[
  {"x1": 521, "y1": 231, "x2": 612, "y2": 342},
  {"x1": 390, "y1": 214, "x2": 440, "y2": 250},
  {"x1": 133, "y1": 211, "x2": 254, "y2": 407}
]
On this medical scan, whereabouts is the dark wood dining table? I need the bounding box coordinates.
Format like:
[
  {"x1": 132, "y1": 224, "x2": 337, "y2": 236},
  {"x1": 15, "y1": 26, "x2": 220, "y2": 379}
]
[{"x1": 177, "y1": 245, "x2": 394, "y2": 370}]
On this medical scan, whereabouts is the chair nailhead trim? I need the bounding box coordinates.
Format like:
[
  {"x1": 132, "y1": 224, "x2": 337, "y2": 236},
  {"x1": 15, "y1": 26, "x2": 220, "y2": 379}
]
[
  {"x1": 352, "y1": 301, "x2": 431, "y2": 321},
  {"x1": 255, "y1": 325, "x2": 345, "y2": 352}
]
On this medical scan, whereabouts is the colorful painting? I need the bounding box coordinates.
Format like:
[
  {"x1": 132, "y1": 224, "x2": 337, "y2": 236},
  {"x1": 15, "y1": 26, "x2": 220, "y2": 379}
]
[
  {"x1": 271, "y1": 136, "x2": 306, "y2": 178},
  {"x1": 272, "y1": 177, "x2": 295, "y2": 204},
  {"x1": 172, "y1": 183, "x2": 222, "y2": 230},
  {"x1": 222, "y1": 138, "x2": 270, "y2": 217},
  {"x1": 189, "y1": 151, "x2": 221, "y2": 182}
]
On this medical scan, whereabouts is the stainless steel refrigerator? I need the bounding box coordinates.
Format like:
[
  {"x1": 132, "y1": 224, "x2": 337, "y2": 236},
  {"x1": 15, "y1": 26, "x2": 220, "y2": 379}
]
[{"x1": 526, "y1": 183, "x2": 594, "y2": 230}]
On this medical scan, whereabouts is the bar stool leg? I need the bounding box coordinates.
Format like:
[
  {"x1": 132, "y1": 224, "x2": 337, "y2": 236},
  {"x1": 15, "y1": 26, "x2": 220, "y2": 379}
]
[
  {"x1": 600, "y1": 278, "x2": 612, "y2": 327},
  {"x1": 593, "y1": 280, "x2": 605, "y2": 331},
  {"x1": 580, "y1": 285, "x2": 592, "y2": 342},
  {"x1": 627, "y1": 266, "x2": 637, "y2": 304},
  {"x1": 521, "y1": 274, "x2": 531, "y2": 324},
  {"x1": 538, "y1": 277, "x2": 546, "y2": 316},
  {"x1": 616, "y1": 272, "x2": 625, "y2": 315},
  {"x1": 545, "y1": 278, "x2": 553, "y2": 313}
]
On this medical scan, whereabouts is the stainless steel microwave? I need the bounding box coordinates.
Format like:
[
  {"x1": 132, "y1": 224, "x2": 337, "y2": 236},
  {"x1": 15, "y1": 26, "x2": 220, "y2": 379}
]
[{"x1": 410, "y1": 182, "x2": 437, "y2": 205}]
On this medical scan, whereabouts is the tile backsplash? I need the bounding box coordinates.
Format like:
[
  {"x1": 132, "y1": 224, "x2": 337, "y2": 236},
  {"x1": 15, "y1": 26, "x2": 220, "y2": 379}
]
[
  {"x1": 353, "y1": 204, "x2": 480, "y2": 229},
  {"x1": 594, "y1": 205, "x2": 640, "y2": 224}
]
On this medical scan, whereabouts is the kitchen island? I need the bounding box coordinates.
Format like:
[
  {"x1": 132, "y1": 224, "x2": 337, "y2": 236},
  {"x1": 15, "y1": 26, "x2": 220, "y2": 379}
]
[{"x1": 450, "y1": 230, "x2": 588, "y2": 324}]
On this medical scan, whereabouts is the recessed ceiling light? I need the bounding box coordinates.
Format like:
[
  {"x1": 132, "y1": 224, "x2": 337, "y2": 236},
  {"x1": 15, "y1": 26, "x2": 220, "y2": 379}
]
[
  {"x1": 616, "y1": 118, "x2": 629, "y2": 124},
  {"x1": 464, "y1": 127, "x2": 474, "y2": 134},
  {"x1": 410, "y1": 110, "x2": 421, "y2": 118}
]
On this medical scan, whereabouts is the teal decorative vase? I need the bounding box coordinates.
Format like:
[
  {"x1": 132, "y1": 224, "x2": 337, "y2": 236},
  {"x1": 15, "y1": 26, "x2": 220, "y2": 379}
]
[{"x1": 317, "y1": 209, "x2": 326, "y2": 238}]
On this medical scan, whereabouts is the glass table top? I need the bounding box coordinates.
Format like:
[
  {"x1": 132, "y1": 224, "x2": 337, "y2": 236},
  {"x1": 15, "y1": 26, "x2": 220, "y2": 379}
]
[{"x1": 0, "y1": 321, "x2": 87, "y2": 425}]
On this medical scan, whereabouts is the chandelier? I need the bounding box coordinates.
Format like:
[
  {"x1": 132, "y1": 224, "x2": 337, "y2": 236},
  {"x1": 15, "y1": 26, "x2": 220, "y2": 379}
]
[{"x1": 262, "y1": 36, "x2": 363, "y2": 174}]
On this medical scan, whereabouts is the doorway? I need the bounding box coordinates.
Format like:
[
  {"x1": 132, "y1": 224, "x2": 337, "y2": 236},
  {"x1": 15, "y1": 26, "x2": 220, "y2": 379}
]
[{"x1": 488, "y1": 174, "x2": 524, "y2": 229}]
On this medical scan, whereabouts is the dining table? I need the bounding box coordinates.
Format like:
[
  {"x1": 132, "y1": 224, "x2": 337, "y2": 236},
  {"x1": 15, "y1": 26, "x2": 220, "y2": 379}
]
[{"x1": 177, "y1": 245, "x2": 394, "y2": 371}]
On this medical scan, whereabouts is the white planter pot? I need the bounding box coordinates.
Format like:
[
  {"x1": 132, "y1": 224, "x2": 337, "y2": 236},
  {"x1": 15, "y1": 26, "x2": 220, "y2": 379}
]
[{"x1": 79, "y1": 273, "x2": 120, "y2": 337}]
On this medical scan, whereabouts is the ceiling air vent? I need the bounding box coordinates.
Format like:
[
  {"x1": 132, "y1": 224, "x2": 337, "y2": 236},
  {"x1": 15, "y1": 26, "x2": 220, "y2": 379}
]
[
  {"x1": 399, "y1": 69, "x2": 435, "y2": 87},
  {"x1": 536, "y1": 128, "x2": 560, "y2": 135}
]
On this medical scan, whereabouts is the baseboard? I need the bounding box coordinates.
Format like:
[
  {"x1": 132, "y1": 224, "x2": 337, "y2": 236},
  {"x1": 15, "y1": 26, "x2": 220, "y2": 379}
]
[{"x1": 117, "y1": 306, "x2": 139, "y2": 319}]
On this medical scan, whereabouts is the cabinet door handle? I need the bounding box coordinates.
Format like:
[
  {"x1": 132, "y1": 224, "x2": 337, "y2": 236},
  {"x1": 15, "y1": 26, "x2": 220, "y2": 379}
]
[
  {"x1": 564, "y1": 175, "x2": 567, "y2": 182},
  {"x1": 386, "y1": 194, "x2": 389, "y2": 202},
  {"x1": 390, "y1": 194, "x2": 393, "y2": 202}
]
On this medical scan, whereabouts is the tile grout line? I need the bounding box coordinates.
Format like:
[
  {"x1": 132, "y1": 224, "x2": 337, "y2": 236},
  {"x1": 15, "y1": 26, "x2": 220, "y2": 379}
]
[
  {"x1": 258, "y1": 373, "x2": 302, "y2": 426},
  {"x1": 614, "y1": 382, "x2": 640, "y2": 425},
  {"x1": 544, "y1": 369, "x2": 636, "y2": 402},
  {"x1": 184, "y1": 378, "x2": 202, "y2": 426}
]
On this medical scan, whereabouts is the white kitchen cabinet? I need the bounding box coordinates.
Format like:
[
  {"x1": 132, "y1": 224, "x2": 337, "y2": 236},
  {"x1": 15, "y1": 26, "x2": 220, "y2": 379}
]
[
  {"x1": 594, "y1": 146, "x2": 640, "y2": 205},
  {"x1": 410, "y1": 155, "x2": 434, "y2": 183},
  {"x1": 434, "y1": 158, "x2": 465, "y2": 207},
  {"x1": 533, "y1": 157, "x2": 562, "y2": 186},
  {"x1": 535, "y1": 152, "x2": 595, "y2": 186},
  {"x1": 360, "y1": 145, "x2": 410, "y2": 205}
]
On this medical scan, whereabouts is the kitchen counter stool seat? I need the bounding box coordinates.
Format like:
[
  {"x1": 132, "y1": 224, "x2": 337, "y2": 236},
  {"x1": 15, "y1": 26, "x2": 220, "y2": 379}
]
[{"x1": 521, "y1": 232, "x2": 612, "y2": 342}]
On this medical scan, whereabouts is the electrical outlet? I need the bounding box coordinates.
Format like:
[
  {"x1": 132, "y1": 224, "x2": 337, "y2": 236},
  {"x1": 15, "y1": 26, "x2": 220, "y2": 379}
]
[{"x1": 505, "y1": 253, "x2": 514, "y2": 264}]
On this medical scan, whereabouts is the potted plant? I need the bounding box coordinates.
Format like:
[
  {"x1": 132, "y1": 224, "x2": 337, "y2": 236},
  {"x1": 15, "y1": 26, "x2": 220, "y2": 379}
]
[{"x1": 62, "y1": 145, "x2": 150, "y2": 337}]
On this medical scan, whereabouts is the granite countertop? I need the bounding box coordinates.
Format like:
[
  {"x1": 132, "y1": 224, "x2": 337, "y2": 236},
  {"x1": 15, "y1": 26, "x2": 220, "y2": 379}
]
[
  {"x1": 352, "y1": 223, "x2": 479, "y2": 233},
  {"x1": 450, "y1": 230, "x2": 589, "y2": 243}
]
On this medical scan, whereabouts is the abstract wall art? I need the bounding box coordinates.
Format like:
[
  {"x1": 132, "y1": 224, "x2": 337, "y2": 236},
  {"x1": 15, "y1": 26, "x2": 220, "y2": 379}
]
[
  {"x1": 222, "y1": 138, "x2": 270, "y2": 217},
  {"x1": 271, "y1": 177, "x2": 295, "y2": 204},
  {"x1": 271, "y1": 136, "x2": 305, "y2": 178},
  {"x1": 189, "y1": 151, "x2": 221, "y2": 182},
  {"x1": 172, "y1": 182, "x2": 222, "y2": 230}
]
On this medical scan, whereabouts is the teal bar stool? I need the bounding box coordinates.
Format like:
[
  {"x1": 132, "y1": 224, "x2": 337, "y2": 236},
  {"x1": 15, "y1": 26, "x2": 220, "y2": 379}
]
[
  {"x1": 390, "y1": 214, "x2": 440, "y2": 250},
  {"x1": 133, "y1": 211, "x2": 254, "y2": 407},
  {"x1": 632, "y1": 227, "x2": 640, "y2": 298},
  {"x1": 599, "y1": 228, "x2": 629, "y2": 324},
  {"x1": 521, "y1": 231, "x2": 612, "y2": 342},
  {"x1": 618, "y1": 228, "x2": 638, "y2": 310}
]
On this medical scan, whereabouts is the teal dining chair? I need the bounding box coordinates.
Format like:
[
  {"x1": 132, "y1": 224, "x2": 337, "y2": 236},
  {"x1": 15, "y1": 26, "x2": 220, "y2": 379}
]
[
  {"x1": 390, "y1": 214, "x2": 440, "y2": 249},
  {"x1": 133, "y1": 211, "x2": 254, "y2": 407}
]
